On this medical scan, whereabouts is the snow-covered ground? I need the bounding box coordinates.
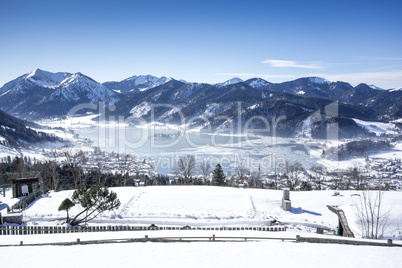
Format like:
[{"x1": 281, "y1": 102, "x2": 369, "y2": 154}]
[
  {"x1": 1, "y1": 232, "x2": 401, "y2": 268},
  {"x1": 353, "y1": 118, "x2": 398, "y2": 136},
  {"x1": 2, "y1": 186, "x2": 402, "y2": 267},
  {"x1": 2, "y1": 186, "x2": 402, "y2": 239},
  {"x1": 1, "y1": 234, "x2": 400, "y2": 268}
]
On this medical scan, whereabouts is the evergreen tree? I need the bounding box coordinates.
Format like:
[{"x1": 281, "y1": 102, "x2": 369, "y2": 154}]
[
  {"x1": 211, "y1": 164, "x2": 226, "y2": 186},
  {"x1": 58, "y1": 198, "x2": 75, "y2": 223},
  {"x1": 69, "y1": 184, "x2": 121, "y2": 226}
]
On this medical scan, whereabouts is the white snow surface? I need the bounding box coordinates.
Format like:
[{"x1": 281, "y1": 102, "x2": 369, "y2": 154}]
[
  {"x1": 2, "y1": 186, "x2": 401, "y2": 240},
  {"x1": 1, "y1": 186, "x2": 402, "y2": 267},
  {"x1": 352, "y1": 118, "x2": 398, "y2": 136},
  {"x1": 1, "y1": 234, "x2": 401, "y2": 268},
  {"x1": 202, "y1": 102, "x2": 235, "y2": 118},
  {"x1": 369, "y1": 84, "x2": 384, "y2": 90},
  {"x1": 40, "y1": 73, "x2": 115, "y2": 104},
  {"x1": 217, "y1": 77, "x2": 243, "y2": 87},
  {"x1": 246, "y1": 78, "x2": 270, "y2": 89},
  {"x1": 309, "y1": 77, "x2": 330, "y2": 84},
  {"x1": 130, "y1": 101, "x2": 152, "y2": 118},
  {"x1": 124, "y1": 75, "x2": 172, "y2": 91},
  {"x1": 25, "y1": 68, "x2": 71, "y2": 89}
]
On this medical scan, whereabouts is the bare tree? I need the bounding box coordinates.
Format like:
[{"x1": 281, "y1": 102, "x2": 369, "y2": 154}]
[
  {"x1": 329, "y1": 172, "x2": 342, "y2": 190},
  {"x1": 235, "y1": 161, "x2": 250, "y2": 185},
  {"x1": 176, "y1": 155, "x2": 196, "y2": 185},
  {"x1": 285, "y1": 161, "x2": 304, "y2": 191},
  {"x1": 352, "y1": 190, "x2": 391, "y2": 239},
  {"x1": 44, "y1": 160, "x2": 60, "y2": 191},
  {"x1": 310, "y1": 165, "x2": 324, "y2": 190},
  {"x1": 198, "y1": 160, "x2": 211, "y2": 184},
  {"x1": 117, "y1": 154, "x2": 133, "y2": 186},
  {"x1": 269, "y1": 174, "x2": 280, "y2": 190},
  {"x1": 349, "y1": 167, "x2": 366, "y2": 190},
  {"x1": 63, "y1": 148, "x2": 87, "y2": 189}
]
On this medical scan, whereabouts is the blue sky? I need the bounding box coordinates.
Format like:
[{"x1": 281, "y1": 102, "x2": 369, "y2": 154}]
[{"x1": 0, "y1": 0, "x2": 401, "y2": 88}]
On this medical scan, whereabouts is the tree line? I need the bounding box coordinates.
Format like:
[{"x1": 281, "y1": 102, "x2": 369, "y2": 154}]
[
  {"x1": 0, "y1": 151, "x2": 392, "y2": 192},
  {"x1": 323, "y1": 139, "x2": 392, "y2": 160}
]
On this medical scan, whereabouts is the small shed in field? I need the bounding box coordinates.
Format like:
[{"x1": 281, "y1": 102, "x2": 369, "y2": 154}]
[{"x1": 11, "y1": 177, "x2": 42, "y2": 198}]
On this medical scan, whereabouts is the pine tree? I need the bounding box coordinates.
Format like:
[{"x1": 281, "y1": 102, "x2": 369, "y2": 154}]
[
  {"x1": 211, "y1": 164, "x2": 226, "y2": 186},
  {"x1": 58, "y1": 198, "x2": 75, "y2": 223},
  {"x1": 69, "y1": 184, "x2": 121, "y2": 226}
]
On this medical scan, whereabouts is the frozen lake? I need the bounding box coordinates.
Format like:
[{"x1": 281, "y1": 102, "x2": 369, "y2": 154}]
[{"x1": 74, "y1": 125, "x2": 323, "y2": 174}]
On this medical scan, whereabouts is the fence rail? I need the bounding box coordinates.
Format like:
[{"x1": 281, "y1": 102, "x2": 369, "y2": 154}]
[
  {"x1": 10, "y1": 189, "x2": 43, "y2": 213},
  {"x1": 0, "y1": 235, "x2": 296, "y2": 247},
  {"x1": 0, "y1": 225, "x2": 286, "y2": 236}
]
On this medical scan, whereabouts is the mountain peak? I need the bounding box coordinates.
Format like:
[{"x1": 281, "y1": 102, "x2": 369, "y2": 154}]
[
  {"x1": 26, "y1": 68, "x2": 49, "y2": 79},
  {"x1": 25, "y1": 68, "x2": 72, "y2": 89},
  {"x1": 103, "y1": 75, "x2": 174, "y2": 93},
  {"x1": 217, "y1": 77, "x2": 243, "y2": 87},
  {"x1": 369, "y1": 84, "x2": 384, "y2": 91},
  {"x1": 308, "y1": 77, "x2": 330, "y2": 84},
  {"x1": 244, "y1": 78, "x2": 270, "y2": 89}
]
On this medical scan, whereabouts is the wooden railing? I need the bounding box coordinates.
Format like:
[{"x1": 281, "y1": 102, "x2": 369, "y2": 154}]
[
  {"x1": 327, "y1": 205, "x2": 355, "y2": 238},
  {"x1": 10, "y1": 189, "x2": 43, "y2": 212},
  {"x1": 0, "y1": 225, "x2": 286, "y2": 236}
]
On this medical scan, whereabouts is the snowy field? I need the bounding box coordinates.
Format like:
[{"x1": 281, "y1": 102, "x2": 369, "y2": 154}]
[
  {"x1": 2, "y1": 186, "x2": 402, "y2": 239},
  {"x1": 2, "y1": 235, "x2": 401, "y2": 268},
  {"x1": 2, "y1": 186, "x2": 402, "y2": 267}
]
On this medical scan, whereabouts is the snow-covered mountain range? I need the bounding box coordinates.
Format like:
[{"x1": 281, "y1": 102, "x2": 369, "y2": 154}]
[
  {"x1": 0, "y1": 69, "x2": 116, "y2": 117},
  {"x1": 103, "y1": 75, "x2": 173, "y2": 93},
  {"x1": 0, "y1": 68, "x2": 401, "y2": 138}
]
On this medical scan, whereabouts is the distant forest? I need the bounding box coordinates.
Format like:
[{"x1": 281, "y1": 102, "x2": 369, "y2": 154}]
[
  {"x1": 323, "y1": 139, "x2": 393, "y2": 160},
  {"x1": 0, "y1": 109, "x2": 61, "y2": 146}
]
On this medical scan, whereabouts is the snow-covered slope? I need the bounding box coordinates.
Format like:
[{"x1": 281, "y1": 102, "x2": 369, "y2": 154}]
[
  {"x1": 309, "y1": 77, "x2": 330, "y2": 85},
  {"x1": 25, "y1": 68, "x2": 72, "y2": 89},
  {"x1": 0, "y1": 69, "x2": 116, "y2": 118},
  {"x1": 369, "y1": 84, "x2": 384, "y2": 91},
  {"x1": 4, "y1": 186, "x2": 400, "y2": 240},
  {"x1": 40, "y1": 73, "x2": 115, "y2": 104},
  {"x1": 103, "y1": 75, "x2": 172, "y2": 93},
  {"x1": 244, "y1": 78, "x2": 270, "y2": 89},
  {"x1": 216, "y1": 77, "x2": 243, "y2": 87},
  {"x1": 130, "y1": 101, "x2": 152, "y2": 118},
  {"x1": 352, "y1": 118, "x2": 398, "y2": 136}
]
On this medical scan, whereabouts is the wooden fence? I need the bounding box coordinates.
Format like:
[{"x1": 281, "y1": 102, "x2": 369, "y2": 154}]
[
  {"x1": 0, "y1": 225, "x2": 286, "y2": 236},
  {"x1": 1, "y1": 235, "x2": 296, "y2": 247}
]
